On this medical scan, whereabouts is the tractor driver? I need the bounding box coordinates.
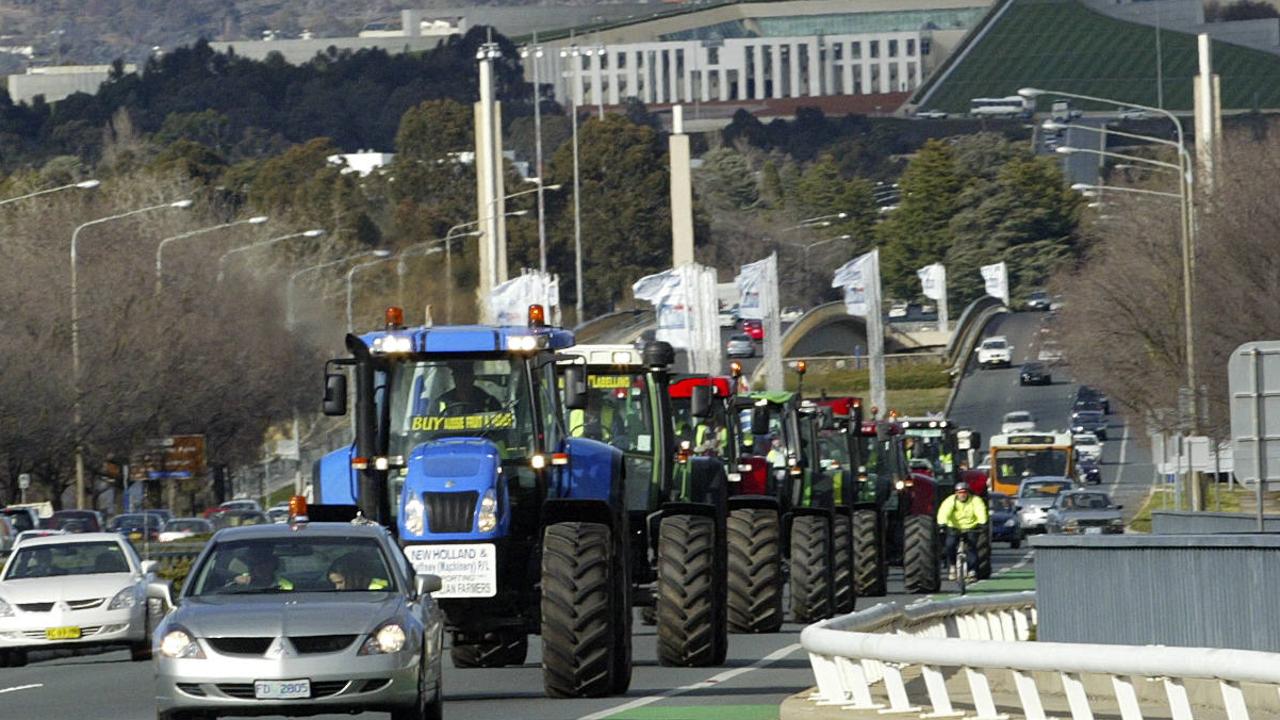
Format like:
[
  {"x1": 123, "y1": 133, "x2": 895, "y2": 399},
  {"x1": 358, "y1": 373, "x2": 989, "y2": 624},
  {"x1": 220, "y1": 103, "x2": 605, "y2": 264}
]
[{"x1": 436, "y1": 363, "x2": 503, "y2": 415}]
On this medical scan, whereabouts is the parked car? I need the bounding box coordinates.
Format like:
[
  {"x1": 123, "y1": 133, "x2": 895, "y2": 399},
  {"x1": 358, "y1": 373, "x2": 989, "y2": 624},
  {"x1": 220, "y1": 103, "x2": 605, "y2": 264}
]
[
  {"x1": 0, "y1": 507, "x2": 40, "y2": 534},
  {"x1": 1077, "y1": 385, "x2": 1111, "y2": 414},
  {"x1": 1045, "y1": 490, "x2": 1125, "y2": 534},
  {"x1": 742, "y1": 318, "x2": 764, "y2": 341},
  {"x1": 1025, "y1": 290, "x2": 1051, "y2": 311},
  {"x1": 780, "y1": 306, "x2": 805, "y2": 323},
  {"x1": 211, "y1": 510, "x2": 271, "y2": 530},
  {"x1": 1073, "y1": 433, "x2": 1103, "y2": 463},
  {"x1": 1071, "y1": 409, "x2": 1108, "y2": 440},
  {"x1": 1077, "y1": 458, "x2": 1103, "y2": 485},
  {"x1": 725, "y1": 333, "x2": 756, "y2": 358},
  {"x1": 987, "y1": 493, "x2": 1023, "y2": 549},
  {"x1": 0, "y1": 532, "x2": 163, "y2": 667},
  {"x1": 153, "y1": 521, "x2": 444, "y2": 719},
  {"x1": 1016, "y1": 476, "x2": 1075, "y2": 533},
  {"x1": 976, "y1": 336, "x2": 1013, "y2": 368},
  {"x1": 1001, "y1": 411, "x2": 1036, "y2": 434},
  {"x1": 106, "y1": 513, "x2": 163, "y2": 543},
  {"x1": 1019, "y1": 362, "x2": 1051, "y2": 386},
  {"x1": 158, "y1": 518, "x2": 214, "y2": 543},
  {"x1": 44, "y1": 510, "x2": 104, "y2": 533}
]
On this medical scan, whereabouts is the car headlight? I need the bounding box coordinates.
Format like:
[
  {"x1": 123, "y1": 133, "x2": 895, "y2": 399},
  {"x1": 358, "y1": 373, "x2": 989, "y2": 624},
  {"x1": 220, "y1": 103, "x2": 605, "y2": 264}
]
[
  {"x1": 404, "y1": 495, "x2": 425, "y2": 535},
  {"x1": 108, "y1": 586, "x2": 138, "y2": 610},
  {"x1": 1004, "y1": 518, "x2": 1017, "y2": 528},
  {"x1": 160, "y1": 628, "x2": 205, "y2": 659},
  {"x1": 359, "y1": 622, "x2": 407, "y2": 655},
  {"x1": 1109, "y1": 518, "x2": 1125, "y2": 527},
  {"x1": 477, "y1": 489, "x2": 498, "y2": 533},
  {"x1": 0, "y1": 598, "x2": 12, "y2": 617}
]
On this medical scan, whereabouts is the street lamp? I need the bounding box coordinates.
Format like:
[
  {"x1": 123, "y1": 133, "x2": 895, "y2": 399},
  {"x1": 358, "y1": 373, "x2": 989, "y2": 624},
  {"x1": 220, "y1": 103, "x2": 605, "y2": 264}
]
[
  {"x1": 1070, "y1": 182, "x2": 1179, "y2": 200},
  {"x1": 560, "y1": 44, "x2": 586, "y2": 324},
  {"x1": 346, "y1": 254, "x2": 399, "y2": 333},
  {"x1": 217, "y1": 229, "x2": 325, "y2": 284},
  {"x1": 155, "y1": 215, "x2": 268, "y2": 293},
  {"x1": 521, "y1": 41, "x2": 549, "y2": 272},
  {"x1": 1022, "y1": 86, "x2": 1197, "y2": 416},
  {"x1": 286, "y1": 250, "x2": 391, "y2": 329},
  {"x1": 0, "y1": 179, "x2": 99, "y2": 206},
  {"x1": 439, "y1": 209, "x2": 531, "y2": 323},
  {"x1": 70, "y1": 198, "x2": 194, "y2": 509},
  {"x1": 782, "y1": 234, "x2": 852, "y2": 277}
]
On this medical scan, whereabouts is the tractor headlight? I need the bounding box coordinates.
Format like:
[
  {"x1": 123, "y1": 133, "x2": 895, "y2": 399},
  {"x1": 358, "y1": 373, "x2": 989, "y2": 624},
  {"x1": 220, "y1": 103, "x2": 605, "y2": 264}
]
[
  {"x1": 477, "y1": 489, "x2": 498, "y2": 532},
  {"x1": 404, "y1": 495, "x2": 425, "y2": 535},
  {"x1": 160, "y1": 628, "x2": 205, "y2": 659},
  {"x1": 359, "y1": 622, "x2": 407, "y2": 655},
  {"x1": 107, "y1": 586, "x2": 138, "y2": 610}
]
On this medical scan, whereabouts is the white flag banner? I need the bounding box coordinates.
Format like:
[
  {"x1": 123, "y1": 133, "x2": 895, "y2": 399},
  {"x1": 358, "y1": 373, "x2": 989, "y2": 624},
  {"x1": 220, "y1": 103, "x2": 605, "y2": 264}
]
[
  {"x1": 917, "y1": 263, "x2": 946, "y2": 301},
  {"x1": 735, "y1": 258, "x2": 769, "y2": 320},
  {"x1": 632, "y1": 264, "x2": 721, "y2": 365},
  {"x1": 980, "y1": 261, "x2": 1010, "y2": 305},
  {"x1": 632, "y1": 269, "x2": 679, "y2": 304},
  {"x1": 832, "y1": 252, "x2": 877, "y2": 317},
  {"x1": 489, "y1": 270, "x2": 559, "y2": 326}
]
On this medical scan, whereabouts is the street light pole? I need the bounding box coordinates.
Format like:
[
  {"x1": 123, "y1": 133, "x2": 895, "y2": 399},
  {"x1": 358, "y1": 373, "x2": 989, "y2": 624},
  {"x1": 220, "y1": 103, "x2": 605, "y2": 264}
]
[
  {"x1": 0, "y1": 179, "x2": 99, "y2": 206},
  {"x1": 1022, "y1": 87, "x2": 1197, "y2": 424},
  {"x1": 286, "y1": 250, "x2": 391, "y2": 329},
  {"x1": 439, "y1": 208, "x2": 528, "y2": 322},
  {"x1": 71, "y1": 199, "x2": 194, "y2": 509},
  {"x1": 561, "y1": 44, "x2": 585, "y2": 324},
  {"x1": 521, "y1": 40, "x2": 549, "y2": 272},
  {"x1": 346, "y1": 255, "x2": 398, "y2": 333},
  {"x1": 216, "y1": 229, "x2": 325, "y2": 284},
  {"x1": 155, "y1": 215, "x2": 268, "y2": 293}
]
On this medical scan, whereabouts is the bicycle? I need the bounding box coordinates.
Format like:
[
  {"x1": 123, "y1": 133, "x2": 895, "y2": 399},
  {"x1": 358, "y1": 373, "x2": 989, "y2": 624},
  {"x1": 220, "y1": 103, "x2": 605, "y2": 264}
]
[{"x1": 955, "y1": 533, "x2": 969, "y2": 595}]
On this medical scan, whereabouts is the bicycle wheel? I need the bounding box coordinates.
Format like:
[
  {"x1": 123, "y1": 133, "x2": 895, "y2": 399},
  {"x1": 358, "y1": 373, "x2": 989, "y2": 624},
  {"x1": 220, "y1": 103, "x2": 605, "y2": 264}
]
[{"x1": 956, "y1": 541, "x2": 968, "y2": 595}]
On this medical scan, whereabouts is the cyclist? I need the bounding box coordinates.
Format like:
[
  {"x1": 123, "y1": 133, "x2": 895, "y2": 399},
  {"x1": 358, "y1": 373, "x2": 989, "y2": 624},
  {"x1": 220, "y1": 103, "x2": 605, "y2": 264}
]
[{"x1": 937, "y1": 481, "x2": 987, "y2": 582}]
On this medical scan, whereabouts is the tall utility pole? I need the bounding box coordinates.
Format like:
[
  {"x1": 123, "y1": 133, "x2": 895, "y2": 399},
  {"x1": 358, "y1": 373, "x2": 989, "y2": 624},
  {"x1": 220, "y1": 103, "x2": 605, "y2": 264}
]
[
  {"x1": 521, "y1": 36, "x2": 549, "y2": 273},
  {"x1": 669, "y1": 105, "x2": 695, "y2": 267},
  {"x1": 561, "y1": 41, "x2": 585, "y2": 324},
  {"x1": 475, "y1": 37, "x2": 506, "y2": 322}
]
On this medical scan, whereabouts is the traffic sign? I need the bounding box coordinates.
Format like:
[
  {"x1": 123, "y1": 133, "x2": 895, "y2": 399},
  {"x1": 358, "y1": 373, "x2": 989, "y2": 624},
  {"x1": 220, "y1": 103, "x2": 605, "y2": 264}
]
[
  {"x1": 17, "y1": 473, "x2": 30, "y2": 490},
  {"x1": 1229, "y1": 341, "x2": 1280, "y2": 494},
  {"x1": 131, "y1": 434, "x2": 206, "y2": 482}
]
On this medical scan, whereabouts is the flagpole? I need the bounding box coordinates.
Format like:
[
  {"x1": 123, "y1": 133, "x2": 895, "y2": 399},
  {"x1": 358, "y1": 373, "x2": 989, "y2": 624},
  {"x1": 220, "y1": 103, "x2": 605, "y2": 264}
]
[{"x1": 867, "y1": 249, "x2": 886, "y2": 417}]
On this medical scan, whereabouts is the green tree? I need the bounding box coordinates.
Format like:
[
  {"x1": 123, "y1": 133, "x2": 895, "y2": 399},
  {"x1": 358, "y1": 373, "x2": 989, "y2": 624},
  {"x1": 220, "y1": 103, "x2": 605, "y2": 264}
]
[
  {"x1": 700, "y1": 147, "x2": 758, "y2": 210},
  {"x1": 760, "y1": 159, "x2": 784, "y2": 208},
  {"x1": 395, "y1": 99, "x2": 473, "y2": 161},
  {"x1": 793, "y1": 153, "x2": 877, "y2": 237},
  {"x1": 877, "y1": 139, "x2": 963, "y2": 297},
  {"x1": 547, "y1": 114, "x2": 671, "y2": 314}
]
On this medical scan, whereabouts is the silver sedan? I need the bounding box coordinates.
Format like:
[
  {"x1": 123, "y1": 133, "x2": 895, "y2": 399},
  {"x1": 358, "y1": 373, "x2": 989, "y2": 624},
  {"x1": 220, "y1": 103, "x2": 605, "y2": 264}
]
[{"x1": 153, "y1": 521, "x2": 444, "y2": 720}]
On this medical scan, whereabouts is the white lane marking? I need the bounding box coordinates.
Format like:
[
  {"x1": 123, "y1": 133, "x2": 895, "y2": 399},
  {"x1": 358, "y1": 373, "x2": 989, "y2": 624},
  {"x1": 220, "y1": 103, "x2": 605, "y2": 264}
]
[
  {"x1": 1108, "y1": 420, "x2": 1130, "y2": 495},
  {"x1": 576, "y1": 642, "x2": 803, "y2": 720},
  {"x1": 0, "y1": 684, "x2": 43, "y2": 695}
]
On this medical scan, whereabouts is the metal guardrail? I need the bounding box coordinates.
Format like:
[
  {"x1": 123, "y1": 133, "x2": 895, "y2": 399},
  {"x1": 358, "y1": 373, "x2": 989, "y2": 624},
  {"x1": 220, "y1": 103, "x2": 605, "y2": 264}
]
[{"x1": 801, "y1": 591, "x2": 1280, "y2": 719}]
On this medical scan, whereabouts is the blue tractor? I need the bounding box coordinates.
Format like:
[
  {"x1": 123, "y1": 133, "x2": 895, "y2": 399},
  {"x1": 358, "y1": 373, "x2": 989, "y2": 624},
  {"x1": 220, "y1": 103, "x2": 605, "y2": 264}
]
[{"x1": 316, "y1": 305, "x2": 632, "y2": 698}]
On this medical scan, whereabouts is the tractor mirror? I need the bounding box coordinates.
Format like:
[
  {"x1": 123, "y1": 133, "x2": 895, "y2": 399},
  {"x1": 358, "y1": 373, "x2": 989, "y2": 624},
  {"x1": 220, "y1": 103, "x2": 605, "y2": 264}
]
[
  {"x1": 323, "y1": 373, "x2": 348, "y2": 416},
  {"x1": 690, "y1": 385, "x2": 713, "y2": 419},
  {"x1": 750, "y1": 406, "x2": 770, "y2": 436},
  {"x1": 563, "y1": 365, "x2": 588, "y2": 410}
]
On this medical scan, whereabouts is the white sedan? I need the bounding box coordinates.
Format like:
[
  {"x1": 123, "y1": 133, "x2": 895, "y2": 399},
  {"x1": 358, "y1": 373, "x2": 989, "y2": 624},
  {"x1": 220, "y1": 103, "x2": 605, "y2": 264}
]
[
  {"x1": 1001, "y1": 411, "x2": 1036, "y2": 434},
  {"x1": 1074, "y1": 433, "x2": 1103, "y2": 462},
  {"x1": 0, "y1": 532, "x2": 166, "y2": 667}
]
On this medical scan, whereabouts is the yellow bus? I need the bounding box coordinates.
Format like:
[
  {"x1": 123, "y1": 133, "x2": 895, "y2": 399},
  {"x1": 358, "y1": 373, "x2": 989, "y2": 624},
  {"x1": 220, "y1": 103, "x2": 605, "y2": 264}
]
[{"x1": 987, "y1": 431, "x2": 1074, "y2": 496}]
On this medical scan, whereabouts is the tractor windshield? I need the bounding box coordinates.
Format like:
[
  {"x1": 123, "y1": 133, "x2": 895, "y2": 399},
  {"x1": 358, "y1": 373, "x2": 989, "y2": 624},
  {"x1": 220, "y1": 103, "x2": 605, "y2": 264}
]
[
  {"x1": 387, "y1": 358, "x2": 536, "y2": 460},
  {"x1": 569, "y1": 373, "x2": 657, "y2": 454},
  {"x1": 902, "y1": 430, "x2": 958, "y2": 481},
  {"x1": 671, "y1": 395, "x2": 730, "y2": 458}
]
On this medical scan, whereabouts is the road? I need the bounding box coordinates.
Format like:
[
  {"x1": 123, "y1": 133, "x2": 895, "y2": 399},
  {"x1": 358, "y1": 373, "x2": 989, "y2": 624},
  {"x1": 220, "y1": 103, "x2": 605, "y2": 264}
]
[
  {"x1": 8, "y1": 312, "x2": 1152, "y2": 720},
  {"x1": 948, "y1": 311, "x2": 1153, "y2": 512}
]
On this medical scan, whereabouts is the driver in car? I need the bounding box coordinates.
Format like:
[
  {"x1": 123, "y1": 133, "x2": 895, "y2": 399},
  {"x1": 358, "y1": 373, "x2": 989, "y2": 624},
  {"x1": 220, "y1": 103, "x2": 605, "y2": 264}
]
[
  {"x1": 230, "y1": 546, "x2": 294, "y2": 591},
  {"x1": 435, "y1": 364, "x2": 502, "y2": 415}
]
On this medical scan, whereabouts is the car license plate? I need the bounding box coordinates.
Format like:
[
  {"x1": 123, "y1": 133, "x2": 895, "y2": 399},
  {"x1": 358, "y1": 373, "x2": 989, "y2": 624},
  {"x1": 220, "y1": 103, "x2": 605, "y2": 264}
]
[
  {"x1": 254, "y1": 679, "x2": 311, "y2": 700},
  {"x1": 1085, "y1": 527, "x2": 1103, "y2": 534},
  {"x1": 129, "y1": 532, "x2": 143, "y2": 541},
  {"x1": 403, "y1": 543, "x2": 497, "y2": 598},
  {"x1": 45, "y1": 626, "x2": 81, "y2": 640}
]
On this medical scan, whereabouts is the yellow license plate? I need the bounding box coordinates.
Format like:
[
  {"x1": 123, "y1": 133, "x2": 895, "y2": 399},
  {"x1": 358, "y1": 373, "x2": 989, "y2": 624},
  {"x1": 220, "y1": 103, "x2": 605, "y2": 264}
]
[
  {"x1": 129, "y1": 532, "x2": 143, "y2": 540},
  {"x1": 46, "y1": 626, "x2": 81, "y2": 640}
]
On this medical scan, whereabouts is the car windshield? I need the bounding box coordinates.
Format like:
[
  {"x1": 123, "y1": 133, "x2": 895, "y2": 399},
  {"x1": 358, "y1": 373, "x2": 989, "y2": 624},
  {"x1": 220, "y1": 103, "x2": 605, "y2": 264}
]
[
  {"x1": 163, "y1": 520, "x2": 210, "y2": 533},
  {"x1": 221, "y1": 501, "x2": 257, "y2": 511},
  {"x1": 1021, "y1": 480, "x2": 1071, "y2": 497},
  {"x1": 1059, "y1": 493, "x2": 1110, "y2": 509},
  {"x1": 730, "y1": 334, "x2": 750, "y2": 342},
  {"x1": 983, "y1": 340, "x2": 1007, "y2": 349},
  {"x1": 570, "y1": 372, "x2": 657, "y2": 454},
  {"x1": 1023, "y1": 363, "x2": 1043, "y2": 371},
  {"x1": 110, "y1": 514, "x2": 162, "y2": 530},
  {"x1": 854, "y1": 436, "x2": 893, "y2": 481},
  {"x1": 4, "y1": 541, "x2": 131, "y2": 579},
  {"x1": 1075, "y1": 412, "x2": 1103, "y2": 422},
  {"x1": 1005, "y1": 413, "x2": 1031, "y2": 423},
  {"x1": 387, "y1": 357, "x2": 536, "y2": 461},
  {"x1": 989, "y1": 495, "x2": 1015, "y2": 512},
  {"x1": 1074, "y1": 434, "x2": 1099, "y2": 445},
  {"x1": 187, "y1": 536, "x2": 396, "y2": 595},
  {"x1": 1030, "y1": 291, "x2": 1048, "y2": 300}
]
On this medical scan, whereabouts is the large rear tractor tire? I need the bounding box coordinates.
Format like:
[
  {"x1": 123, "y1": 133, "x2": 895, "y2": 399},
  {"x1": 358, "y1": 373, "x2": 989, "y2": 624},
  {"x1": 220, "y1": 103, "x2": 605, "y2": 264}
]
[
  {"x1": 902, "y1": 514, "x2": 941, "y2": 594},
  {"x1": 726, "y1": 508, "x2": 783, "y2": 634},
  {"x1": 789, "y1": 515, "x2": 833, "y2": 623},
  {"x1": 832, "y1": 514, "x2": 855, "y2": 614},
  {"x1": 976, "y1": 524, "x2": 993, "y2": 580},
  {"x1": 852, "y1": 509, "x2": 886, "y2": 597},
  {"x1": 656, "y1": 514, "x2": 721, "y2": 666},
  {"x1": 450, "y1": 631, "x2": 529, "y2": 668},
  {"x1": 542, "y1": 522, "x2": 624, "y2": 698}
]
